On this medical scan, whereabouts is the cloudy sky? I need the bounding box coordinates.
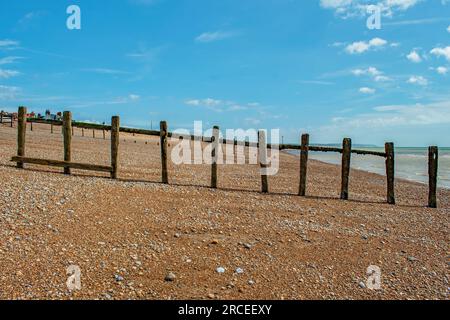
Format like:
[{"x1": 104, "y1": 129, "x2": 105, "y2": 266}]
[{"x1": 1, "y1": 0, "x2": 450, "y2": 146}]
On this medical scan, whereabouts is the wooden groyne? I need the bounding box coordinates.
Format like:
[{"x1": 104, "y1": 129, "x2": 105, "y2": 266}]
[{"x1": 10, "y1": 107, "x2": 440, "y2": 208}]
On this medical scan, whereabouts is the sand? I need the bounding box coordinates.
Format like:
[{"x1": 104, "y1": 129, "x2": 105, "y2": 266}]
[{"x1": 0, "y1": 122, "x2": 448, "y2": 300}]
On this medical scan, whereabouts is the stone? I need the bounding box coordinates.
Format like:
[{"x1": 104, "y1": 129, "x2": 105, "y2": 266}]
[
  {"x1": 216, "y1": 267, "x2": 225, "y2": 273},
  {"x1": 165, "y1": 272, "x2": 176, "y2": 282}
]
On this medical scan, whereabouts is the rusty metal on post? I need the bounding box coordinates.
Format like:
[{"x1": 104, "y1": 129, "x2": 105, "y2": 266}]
[
  {"x1": 340, "y1": 138, "x2": 352, "y2": 200},
  {"x1": 385, "y1": 142, "x2": 395, "y2": 205},
  {"x1": 428, "y1": 146, "x2": 438, "y2": 208},
  {"x1": 17, "y1": 106, "x2": 27, "y2": 169},
  {"x1": 160, "y1": 121, "x2": 169, "y2": 184},
  {"x1": 258, "y1": 130, "x2": 269, "y2": 193},
  {"x1": 111, "y1": 116, "x2": 120, "y2": 179},
  {"x1": 63, "y1": 111, "x2": 72, "y2": 175},
  {"x1": 211, "y1": 126, "x2": 220, "y2": 188},
  {"x1": 299, "y1": 134, "x2": 309, "y2": 196}
]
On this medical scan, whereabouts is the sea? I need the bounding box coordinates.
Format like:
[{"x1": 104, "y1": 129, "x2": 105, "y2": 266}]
[{"x1": 287, "y1": 147, "x2": 450, "y2": 189}]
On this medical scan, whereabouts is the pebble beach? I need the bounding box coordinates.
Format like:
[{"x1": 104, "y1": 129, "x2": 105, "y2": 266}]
[{"x1": 0, "y1": 122, "x2": 448, "y2": 300}]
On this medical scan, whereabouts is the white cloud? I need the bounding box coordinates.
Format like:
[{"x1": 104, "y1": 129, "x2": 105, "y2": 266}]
[
  {"x1": 430, "y1": 46, "x2": 450, "y2": 61},
  {"x1": 352, "y1": 67, "x2": 381, "y2": 76},
  {"x1": 82, "y1": 68, "x2": 130, "y2": 75},
  {"x1": 186, "y1": 98, "x2": 222, "y2": 107},
  {"x1": 0, "y1": 56, "x2": 22, "y2": 65},
  {"x1": 185, "y1": 98, "x2": 260, "y2": 112},
  {"x1": 359, "y1": 87, "x2": 376, "y2": 94},
  {"x1": 0, "y1": 69, "x2": 20, "y2": 79},
  {"x1": 345, "y1": 38, "x2": 388, "y2": 54},
  {"x1": 0, "y1": 85, "x2": 20, "y2": 100},
  {"x1": 129, "y1": 94, "x2": 140, "y2": 101},
  {"x1": 407, "y1": 75, "x2": 428, "y2": 86},
  {"x1": 0, "y1": 40, "x2": 19, "y2": 48},
  {"x1": 195, "y1": 31, "x2": 237, "y2": 43},
  {"x1": 447, "y1": 25, "x2": 450, "y2": 33},
  {"x1": 406, "y1": 50, "x2": 422, "y2": 63},
  {"x1": 320, "y1": 0, "x2": 423, "y2": 18},
  {"x1": 351, "y1": 67, "x2": 391, "y2": 81},
  {"x1": 436, "y1": 66, "x2": 448, "y2": 75}
]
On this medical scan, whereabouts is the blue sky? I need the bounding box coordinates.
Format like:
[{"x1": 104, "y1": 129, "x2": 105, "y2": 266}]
[{"x1": 1, "y1": 0, "x2": 450, "y2": 146}]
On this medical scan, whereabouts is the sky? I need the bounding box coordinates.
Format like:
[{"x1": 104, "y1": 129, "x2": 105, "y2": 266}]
[{"x1": 0, "y1": 0, "x2": 450, "y2": 146}]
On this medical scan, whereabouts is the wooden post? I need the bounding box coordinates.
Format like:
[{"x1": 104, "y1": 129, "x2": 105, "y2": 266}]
[
  {"x1": 51, "y1": 123, "x2": 54, "y2": 134},
  {"x1": 299, "y1": 134, "x2": 309, "y2": 196},
  {"x1": 111, "y1": 116, "x2": 120, "y2": 179},
  {"x1": 10, "y1": 115, "x2": 13, "y2": 127},
  {"x1": 428, "y1": 146, "x2": 438, "y2": 208},
  {"x1": 72, "y1": 126, "x2": 74, "y2": 136},
  {"x1": 17, "y1": 106, "x2": 27, "y2": 169},
  {"x1": 93, "y1": 130, "x2": 95, "y2": 139},
  {"x1": 340, "y1": 138, "x2": 352, "y2": 200},
  {"x1": 63, "y1": 111, "x2": 72, "y2": 175},
  {"x1": 103, "y1": 129, "x2": 106, "y2": 140},
  {"x1": 385, "y1": 142, "x2": 395, "y2": 205},
  {"x1": 82, "y1": 128, "x2": 84, "y2": 137},
  {"x1": 160, "y1": 121, "x2": 169, "y2": 184},
  {"x1": 30, "y1": 121, "x2": 33, "y2": 132},
  {"x1": 258, "y1": 130, "x2": 269, "y2": 193},
  {"x1": 211, "y1": 126, "x2": 219, "y2": 188}
]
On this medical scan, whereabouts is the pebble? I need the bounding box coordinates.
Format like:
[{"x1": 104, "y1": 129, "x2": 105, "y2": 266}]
[
  {"x1": 114, "y1": 275, "x2": 124, "y2": 282},
  {"x1": 216, "y1": 267, "x2": 226, "y2": 273},
  {"x1": 359, "y1": 281, "x2": 366, "y2": 289},
  {"x1": 165, "y1": 272, "x2": 176, "y2": 282},
  {"x1": 235, "y1": 268, "x2": 244, "y2": 274}
]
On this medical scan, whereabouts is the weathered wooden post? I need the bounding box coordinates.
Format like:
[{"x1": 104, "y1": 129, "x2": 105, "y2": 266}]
[
  {"x1": 82, "y1": 128, "x2": 84, "y2": 137},
  {"x1": 63, "y1": 111, "x2": 72, "y2": 175},
  {"x1": 340, "y1": 138, "x2": 352, "y2": 200},
  {"x1": 258, "y1": 130, "x2": 269, "y2": 193},
  {"x1": 17, "y1": 106, "x2": 27, "y2": 169},
  {"x1": 72, "y1": 126, "x2": 74, "y2": 136},
  {"x1": 299, "y1": 133, "x2": 310, "y2": 196},
  {"x1": 10, "y1": 115, "x2": 13, "y2": 128},
  {"x1": 211, "y1": 126, "x2": 220, "y2": 188},
  {"x1": 30, "y1": 121, "x2": 33, "y2": 132},
  {"x1": 103, "y1": 129, "x2": 106, "y2": 140},
  {"x1": 385, "y1": 142, "x2": 395, "y2": 205},
  {"x1": 160, "y1": 121, "x2": 169, "y2": 184},
  {"x1": 428, "y1": 146, "x2": 438, "y2": 208},
  {"x1": 51, "y1": 123, "x2": 54, "y2": 134},
  {"x1": 111, "y1": 116, "x2": 120, "y2": 179},
  {"x1": 93, "y1": 130, "x2": 95, "y2": 139}
]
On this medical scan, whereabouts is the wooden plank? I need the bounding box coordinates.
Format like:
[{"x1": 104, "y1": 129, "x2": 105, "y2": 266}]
[
  {"x1": 11, "y1": 156, "x2": 112, "y2": 172},
  {"x1": 211, "y1": 126, "x2": 220, "y2": 188},
  {"x1": 160, "y1": 121, "x2": 169, "y2": 184},
  {"x1": 17, "y1": 106, "x2": 27, "y2": 169},
  {"x1": 299, "y1": 134, "x2": 309, "y2": 196},
  {"x1": 111, "y1": 116, "x2": 120, "y2": 179},
  {"x1": 259, "y1": 130, "x2": 269, "y2": 193},
  {"x1": 340, "y1": 138, "x2": 352, "y2": 200},
  {"x1": 428, "y1": 146, "x2": 438, "y2": 208},
  {"x1": 63, "y1": 111, "x2": 72, "y2": 175},
  {"x1": 385, "y1": 142, "x2": 395, "y2": 205}
]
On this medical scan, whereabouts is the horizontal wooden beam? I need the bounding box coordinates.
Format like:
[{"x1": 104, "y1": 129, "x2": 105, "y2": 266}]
[
  {"x1": 26, "y1": 118, "x2": 386, "y2": 158},
  {"x1": 11, "y1": 156, "x2": 112, "y2": 173}
]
